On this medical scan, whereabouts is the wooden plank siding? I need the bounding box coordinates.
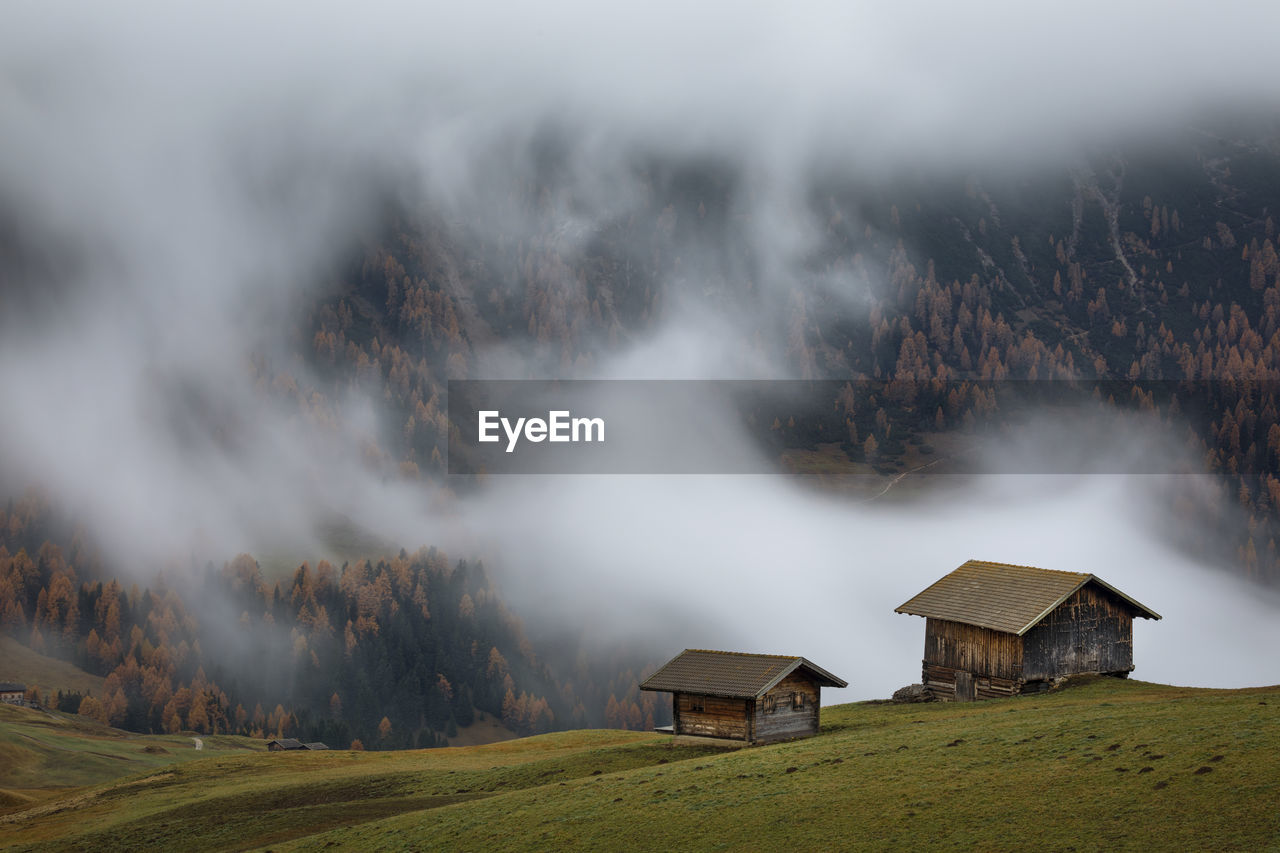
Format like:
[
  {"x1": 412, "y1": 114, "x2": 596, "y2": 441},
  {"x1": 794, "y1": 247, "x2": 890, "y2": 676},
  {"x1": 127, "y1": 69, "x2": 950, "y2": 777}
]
[
  {"x1": 923, "y1": 617, "x2": 1024, "y2": 682},
  {"x1": 921, "y1": 585, "x2": 1139, "y2": 700},
  {"x1": 1022, "y1": 585, "x2": 1135, "y2": 680},
  {"x1": 673, "y1": 693, "x2": 752, "y2": 740},
  {"x1": 922, "y1": 663, "x2": 1021, "y2": 700},
  {"x1": 672, "y1": 672, "x2": 826, "y2": 742},
  {"x1": 752, "y1": 672, "x2": 821, "y2": 743}
]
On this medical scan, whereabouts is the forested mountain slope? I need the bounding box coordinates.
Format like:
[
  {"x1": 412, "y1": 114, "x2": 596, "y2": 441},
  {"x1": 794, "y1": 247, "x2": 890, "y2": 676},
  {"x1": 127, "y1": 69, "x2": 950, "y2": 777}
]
[
  {"x1": 290, "y1": 130, "x2": 1280, "y2": 579},
  {"x1": 5, "y1": 129, "x2": 1280, "y2": 746}
]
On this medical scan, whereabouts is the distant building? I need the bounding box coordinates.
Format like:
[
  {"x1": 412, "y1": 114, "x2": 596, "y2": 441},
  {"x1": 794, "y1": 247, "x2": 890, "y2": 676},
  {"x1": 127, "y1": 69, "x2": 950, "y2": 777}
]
[
  {"x1": 266, "y1": 738, "x2": 329, "y2": 751},
  {"x1": 0, "y1": 682, "x2": 26, "y2": 705},
  {"x1": 639, "y1": 649, "x2": 847, "y2": 744},
  {"x1": 895, "y1": 560, "x2": 1161, "y2": 701},
  {"x1": 266, "y1": 738, "x2": 305, "y2": 751}
]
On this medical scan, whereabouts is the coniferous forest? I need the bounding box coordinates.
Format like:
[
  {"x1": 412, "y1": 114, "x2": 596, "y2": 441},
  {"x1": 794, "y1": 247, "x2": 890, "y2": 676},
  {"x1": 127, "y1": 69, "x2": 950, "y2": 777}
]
[{"x1": 0, "y1": 494, "x2": 661, "y2": 747}]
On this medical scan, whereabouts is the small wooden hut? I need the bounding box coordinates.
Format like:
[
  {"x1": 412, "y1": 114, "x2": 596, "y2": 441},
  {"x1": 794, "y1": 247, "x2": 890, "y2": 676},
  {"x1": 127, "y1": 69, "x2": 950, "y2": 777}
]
[
  {"x1": 266, "y1": 738, "x2": 329, "y2": 751},
  {"x1": 266, "y1": 738, "x2": 306, "y2": 751},
  {"x1": 640, "y1": 649, "x2": 847, "y2": 744},
  {"x1": 895, "y1": 560, "x2": 1161, "y2": 700}
]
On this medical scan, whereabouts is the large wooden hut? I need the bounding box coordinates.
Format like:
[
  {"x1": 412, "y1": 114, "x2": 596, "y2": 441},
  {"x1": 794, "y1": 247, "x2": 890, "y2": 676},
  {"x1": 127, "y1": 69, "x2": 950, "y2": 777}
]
[
  {"x1": 640, "y1": 649, "x2": 847, "y2": 744},
  {"x1": 895, "y1": 560, "x2": 1161, "y2": 701}
]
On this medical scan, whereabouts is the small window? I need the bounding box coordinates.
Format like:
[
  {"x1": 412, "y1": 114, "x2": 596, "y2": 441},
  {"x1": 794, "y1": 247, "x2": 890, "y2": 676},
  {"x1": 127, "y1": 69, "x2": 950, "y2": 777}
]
[
  {"x1": 762, "y1": 694, "x2": 777, "y2": 714},
  {"x1": 792, "y1": 692, "x2": 803, "y2": 710},
  {"x1": 689, "y1": 696, "x2": 705, "y2": 713}
]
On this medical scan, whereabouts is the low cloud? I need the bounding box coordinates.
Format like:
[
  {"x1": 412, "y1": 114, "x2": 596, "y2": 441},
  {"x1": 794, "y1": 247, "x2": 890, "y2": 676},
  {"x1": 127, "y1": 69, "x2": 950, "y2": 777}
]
[
  {"x1": 458, "y1": 469, "x2": 1280, "y2": 701},
  {"x1": 1, "y1": 0, "x2": 1277, "y2": 693}
]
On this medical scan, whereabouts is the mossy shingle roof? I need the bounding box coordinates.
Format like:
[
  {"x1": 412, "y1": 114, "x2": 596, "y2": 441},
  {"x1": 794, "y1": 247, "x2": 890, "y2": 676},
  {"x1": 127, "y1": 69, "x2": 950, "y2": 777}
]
[
  {"x1": 267, "y1": 738, "x2": 305, "y2": 749},
  {"x1": 895, "y1": 559, "x2": 1161, "y2": 635},
  {"x1": 639, "y1": 650, "x2": 846, "y2": 699}
]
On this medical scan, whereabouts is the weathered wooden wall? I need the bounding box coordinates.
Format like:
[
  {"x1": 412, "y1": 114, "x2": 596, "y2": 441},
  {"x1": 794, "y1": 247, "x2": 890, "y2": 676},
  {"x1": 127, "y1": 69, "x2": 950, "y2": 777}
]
[
  {"x1": 920, "y1": 583, "x2": 1138, "y2": 700},
  {"x1": 1021, "y1": 584, "x2": 1134, "y2": 680},
  {"x1": 923, "y1": 617, "x2": 1024, "y2": 682},
  {"x1": 673, "y1": 693, "x2": 751, "y2": 740},
  {"x1": 753, "y1": 672, "x2": 821, "y2": 743},
  {"x1": 922, "y1": 662, "x2": 1021, "y2": 700}
]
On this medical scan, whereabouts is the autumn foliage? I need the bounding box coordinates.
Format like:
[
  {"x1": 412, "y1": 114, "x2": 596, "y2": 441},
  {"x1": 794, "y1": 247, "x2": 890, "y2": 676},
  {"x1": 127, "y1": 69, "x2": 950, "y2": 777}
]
[{"x1": 0, "y1": 495, "x2": 663, "y2": 747}]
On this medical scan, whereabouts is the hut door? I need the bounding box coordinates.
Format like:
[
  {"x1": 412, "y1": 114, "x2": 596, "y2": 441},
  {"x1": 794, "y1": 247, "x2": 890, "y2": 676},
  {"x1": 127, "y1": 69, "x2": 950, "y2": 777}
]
[{"x1": 954, "y1": 671, "x2": 976, "y2": 701}]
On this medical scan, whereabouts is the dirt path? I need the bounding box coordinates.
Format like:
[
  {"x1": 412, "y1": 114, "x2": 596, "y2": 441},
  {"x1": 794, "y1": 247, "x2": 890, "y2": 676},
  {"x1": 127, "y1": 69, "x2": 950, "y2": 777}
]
[{"x1": 860, "y1": 456, "x2": 948, "y2": 503}]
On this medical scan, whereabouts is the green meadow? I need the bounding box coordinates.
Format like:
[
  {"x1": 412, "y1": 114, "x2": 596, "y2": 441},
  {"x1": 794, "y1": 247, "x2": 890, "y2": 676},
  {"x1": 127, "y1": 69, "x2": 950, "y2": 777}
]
[
  {"x1": 3, "y1": 678, "x2": 1277, "y2": 851},
  {"x1": 0, "y1": 703, "x2": 261, "y2": 814}
]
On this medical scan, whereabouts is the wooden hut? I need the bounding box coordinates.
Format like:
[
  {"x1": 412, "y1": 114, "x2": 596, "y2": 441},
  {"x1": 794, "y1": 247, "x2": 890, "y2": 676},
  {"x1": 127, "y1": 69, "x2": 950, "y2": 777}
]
[
  {"x1": 640, "y1": 649, "x2": 847, "y2": 744},
  {"x1": 895, "y1": 560, "x2": 1161, "y2": 700},
  {"x1": 266, "y1": 738, "x2": 329, "y2": 751},
  {"x1": 266, "y1": 738, "x2": 306, "y2": 751},
  {"x1": 0, "y1": 682, "x2": 25, "y2": 705}
]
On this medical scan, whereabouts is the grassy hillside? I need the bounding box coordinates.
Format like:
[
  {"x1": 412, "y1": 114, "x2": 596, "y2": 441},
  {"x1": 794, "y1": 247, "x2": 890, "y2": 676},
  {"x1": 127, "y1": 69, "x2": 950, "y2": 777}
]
[
  {"x1": 445, "y1": 712, "x2": 519, "y2": 748},
  {"x1": 0, "y1": 636, "x2": 106, "y2": 699},
  {"x1": 0, "y1": 703, "x2": 262, "y2": 814},
  {"x1": 3, "y1": 679, "x2": 1278, "y2": 851}
]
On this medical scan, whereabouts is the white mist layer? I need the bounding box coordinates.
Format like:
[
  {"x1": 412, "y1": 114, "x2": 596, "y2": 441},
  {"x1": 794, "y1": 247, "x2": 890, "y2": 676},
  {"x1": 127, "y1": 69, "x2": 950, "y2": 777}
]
[
  {"x1": 2, "y1": 1, "x2": 1279, "y2": 697},
  {"x1": 4, "y1": 0, "x2": 1279, "y2": 563},
  {"x1": 458, "y1": 473, "x2": 1280, "y2": 702}
]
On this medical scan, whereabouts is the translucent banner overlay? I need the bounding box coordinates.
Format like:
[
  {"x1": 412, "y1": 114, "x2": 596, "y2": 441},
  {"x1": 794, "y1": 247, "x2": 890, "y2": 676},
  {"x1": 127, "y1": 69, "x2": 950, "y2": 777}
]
[{"x1": 446, "y1": 379, "x2": 1269, "y2": 476}]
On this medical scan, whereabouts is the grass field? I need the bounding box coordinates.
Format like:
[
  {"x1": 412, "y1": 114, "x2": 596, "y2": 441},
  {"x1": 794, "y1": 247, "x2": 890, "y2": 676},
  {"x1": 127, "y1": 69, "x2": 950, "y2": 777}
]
[
  {"x1": 0, "y1": 703, "x2": 262, "y2": 815},
  {"x1": 2, "y1": 678, "x2": 1278, "y2": 851}
]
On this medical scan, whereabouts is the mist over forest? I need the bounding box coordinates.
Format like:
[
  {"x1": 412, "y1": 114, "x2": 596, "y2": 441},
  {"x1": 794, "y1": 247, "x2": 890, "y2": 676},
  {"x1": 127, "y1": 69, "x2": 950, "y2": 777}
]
[{"x1": 4, "y1": 1, "x2": 1280, "y2": 747}]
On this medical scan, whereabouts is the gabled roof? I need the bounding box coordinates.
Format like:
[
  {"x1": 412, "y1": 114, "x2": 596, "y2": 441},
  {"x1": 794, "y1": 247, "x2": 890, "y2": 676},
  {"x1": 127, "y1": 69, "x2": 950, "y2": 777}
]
[
  {"x1": 895, "y1": 560, "x2": 1162, "y2": 636},
  {"x1": 304, "y1": 742, "x2": 329, "y2": 750},
  {"x1": 639, "y1": 649, "x2": 847, "y2": 699},
  {"x1": 0, "y1": 682, "x2": 26, "y2": 692},
  {"x1": 267, "y1": 738, "x2": 305, "y2": 749}
]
